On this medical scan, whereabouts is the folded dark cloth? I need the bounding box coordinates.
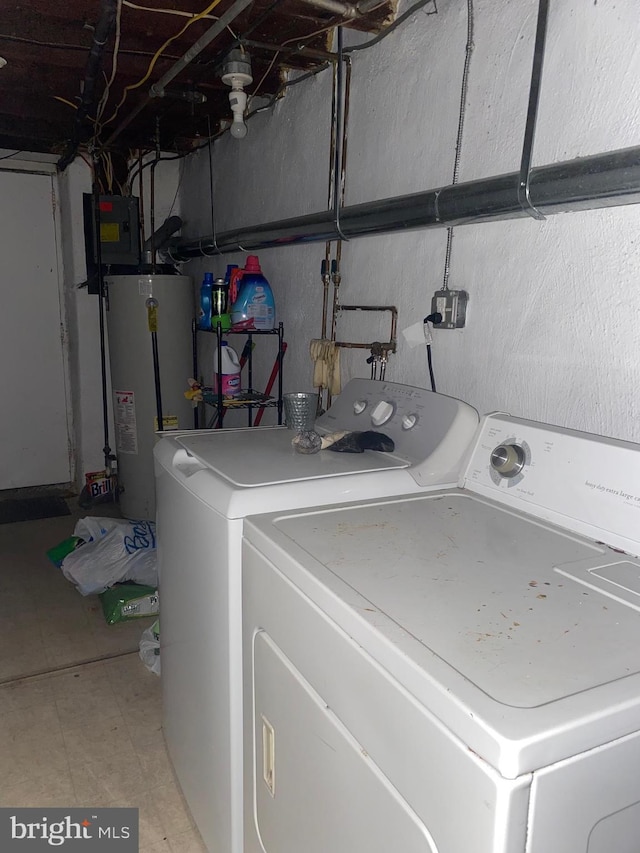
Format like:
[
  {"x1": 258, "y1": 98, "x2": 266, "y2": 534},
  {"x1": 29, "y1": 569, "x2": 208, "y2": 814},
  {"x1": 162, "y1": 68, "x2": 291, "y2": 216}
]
[{"x1": 328, "y1": 430, "x2": 395, "y2": 454}]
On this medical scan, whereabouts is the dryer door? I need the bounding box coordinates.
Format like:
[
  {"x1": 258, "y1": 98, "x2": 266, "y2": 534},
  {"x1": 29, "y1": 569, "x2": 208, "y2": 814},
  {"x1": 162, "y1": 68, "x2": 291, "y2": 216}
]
[
  {"x1": 526, "y1": 729, "x2": 640, "y2": 852},
  {"x1": 246, "y1": 629, "x2": 438, "y2": 853}
]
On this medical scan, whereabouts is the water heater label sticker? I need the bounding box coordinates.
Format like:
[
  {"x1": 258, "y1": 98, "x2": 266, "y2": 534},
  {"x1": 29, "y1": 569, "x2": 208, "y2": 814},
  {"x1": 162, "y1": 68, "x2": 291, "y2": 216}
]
[
  {"x1": 154, "y1": 415, "x2": 179, "y2": 431},
  {"x1": 138, "y1": 278, "x2": 153, "y2": 297},
  {"x1": 114, "y1": 391, "x2": 138, "y2": 455}
]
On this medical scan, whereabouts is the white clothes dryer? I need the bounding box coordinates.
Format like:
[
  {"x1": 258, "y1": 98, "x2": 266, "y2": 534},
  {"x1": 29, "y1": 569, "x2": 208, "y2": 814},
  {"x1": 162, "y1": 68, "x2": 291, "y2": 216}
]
[
  {"x1": 242, "y1": 414, "x2": 640, "y2": 853},
  {"x1": 153, "y1": 379, "x2": 478, "y2": 853}
]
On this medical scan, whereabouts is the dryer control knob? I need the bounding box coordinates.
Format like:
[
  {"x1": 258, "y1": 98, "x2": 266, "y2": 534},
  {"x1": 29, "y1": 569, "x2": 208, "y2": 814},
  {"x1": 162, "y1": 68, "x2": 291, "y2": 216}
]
[
  {"x1": 401, "y1": 414, "x2": 418, "y2": 430},
  {"x1": 370, "y1": 400, "x2": 395, "y2": 426},
  {"x1": 490, "y1": 443, "x2": 526, "y2": 478},
  {"x1": 353, "y1": 400, "x2": 367, "y2": 415}
]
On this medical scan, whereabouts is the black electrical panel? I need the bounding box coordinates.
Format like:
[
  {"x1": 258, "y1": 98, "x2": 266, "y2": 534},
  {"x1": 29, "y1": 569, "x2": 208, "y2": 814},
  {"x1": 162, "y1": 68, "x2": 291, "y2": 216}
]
[{"x1": 83, "y1": 194, "x2": 140, "y2": 292}]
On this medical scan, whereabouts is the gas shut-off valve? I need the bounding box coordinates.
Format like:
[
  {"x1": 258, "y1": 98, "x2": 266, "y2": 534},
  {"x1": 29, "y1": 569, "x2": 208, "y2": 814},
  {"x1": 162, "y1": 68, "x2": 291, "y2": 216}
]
[{"x1": 221, "y1": 49, "x2": 252, "y2": 139}]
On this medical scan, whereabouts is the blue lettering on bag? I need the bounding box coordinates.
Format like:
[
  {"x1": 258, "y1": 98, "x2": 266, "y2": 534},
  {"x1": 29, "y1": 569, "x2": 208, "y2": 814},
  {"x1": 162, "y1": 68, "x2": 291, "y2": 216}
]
[{"x1": 124, "y1": 521, "x2": 156, "y2": 554}]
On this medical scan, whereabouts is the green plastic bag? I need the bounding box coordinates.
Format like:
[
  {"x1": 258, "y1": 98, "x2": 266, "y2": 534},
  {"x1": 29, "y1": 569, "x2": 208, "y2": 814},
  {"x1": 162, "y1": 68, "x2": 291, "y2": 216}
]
[
  {"x1": 99, "y1": 584, "x2": 159, "y2": 625},
  {"x1": 47, "y1": 536, "x2": 83, "y2": 568}
]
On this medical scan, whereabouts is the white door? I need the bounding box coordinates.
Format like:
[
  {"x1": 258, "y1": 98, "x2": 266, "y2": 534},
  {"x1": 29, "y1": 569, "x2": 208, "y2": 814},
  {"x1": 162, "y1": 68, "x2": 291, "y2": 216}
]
[{"x1": 0, "y1": 169, "x2": 72, "y2": 489}]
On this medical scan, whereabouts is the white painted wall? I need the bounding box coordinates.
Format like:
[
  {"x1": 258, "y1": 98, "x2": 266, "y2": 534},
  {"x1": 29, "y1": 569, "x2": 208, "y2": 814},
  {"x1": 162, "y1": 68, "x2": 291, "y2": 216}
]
[
  {"x1": 177, "y1": 0, "x2": 640, "y2": 442},
  {"x1": 0, "y1": 166, "x2": 72, "y2": 488}
]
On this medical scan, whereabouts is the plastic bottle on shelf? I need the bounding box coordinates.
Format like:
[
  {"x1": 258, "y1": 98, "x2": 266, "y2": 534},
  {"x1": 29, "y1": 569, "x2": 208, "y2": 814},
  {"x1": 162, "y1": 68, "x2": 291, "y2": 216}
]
[
  {"x1": 230, "y1": 255, "x2": 275, "y2": 330},
  {"x1": 211, "y1": 277, "x2": 231, "y2": 331},
  {"x1": 213, "y1": 341, "x2": 241, "y2": 397},
  {"x1": 198, "y1": 272, "x2": 214, "y2": 330},
  {"x1": 224, "y1": 264, "x2": 238, "y2": 288}
]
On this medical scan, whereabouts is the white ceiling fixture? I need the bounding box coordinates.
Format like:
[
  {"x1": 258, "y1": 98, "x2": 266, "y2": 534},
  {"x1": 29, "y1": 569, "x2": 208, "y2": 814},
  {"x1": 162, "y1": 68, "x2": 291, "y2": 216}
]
[{"x1": 221, "y1": 49, "x2": 253, "y2": 140}]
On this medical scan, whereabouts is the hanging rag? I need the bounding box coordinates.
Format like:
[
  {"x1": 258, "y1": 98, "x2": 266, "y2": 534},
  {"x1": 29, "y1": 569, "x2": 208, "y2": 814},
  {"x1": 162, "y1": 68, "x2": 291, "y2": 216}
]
[{"x1": 309, "y1": 339, "x2": 341, "y2": 396}]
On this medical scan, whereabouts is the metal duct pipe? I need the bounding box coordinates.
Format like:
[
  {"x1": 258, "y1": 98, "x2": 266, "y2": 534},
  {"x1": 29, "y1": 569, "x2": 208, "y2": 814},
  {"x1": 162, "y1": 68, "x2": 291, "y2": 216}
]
[
  {"x1": 170, "y1": 145, "x2": 640, "y2": 260},
  {"x1": 299, "y1": 0, "x2": 358, "y2": 17}
]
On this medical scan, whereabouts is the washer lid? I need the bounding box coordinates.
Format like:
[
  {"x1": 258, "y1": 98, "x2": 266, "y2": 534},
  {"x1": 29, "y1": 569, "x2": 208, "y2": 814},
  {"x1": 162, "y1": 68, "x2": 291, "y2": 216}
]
[
  {"x1": 245, "y1": 492, "x2": 640, "y2": 774},
  {"x1": 175, "y1": 427, "x2": 407, "y2": 487}
]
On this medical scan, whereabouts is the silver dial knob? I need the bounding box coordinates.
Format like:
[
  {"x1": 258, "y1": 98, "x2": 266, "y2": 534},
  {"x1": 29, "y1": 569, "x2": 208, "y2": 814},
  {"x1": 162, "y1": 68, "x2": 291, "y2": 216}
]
[
  {"x1": 353, "y1": 400, "x2": 367, "y2": 415},
  {"x1": 490, "y1": 443, "x2": 526, "y2": 478}
]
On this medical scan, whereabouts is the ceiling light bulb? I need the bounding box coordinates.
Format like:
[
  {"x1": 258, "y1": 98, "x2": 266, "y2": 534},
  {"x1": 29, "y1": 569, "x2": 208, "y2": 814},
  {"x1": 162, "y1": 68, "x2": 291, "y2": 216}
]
[
  {"x1": 221, "y1": 50, "x2": 252, "y2": 142},
  {"x1": 230, "y1": 117, "x2": 247, "y2": 139},
  {"x1": 227, "y1": 84, "x2": 249, "y2": 140}
]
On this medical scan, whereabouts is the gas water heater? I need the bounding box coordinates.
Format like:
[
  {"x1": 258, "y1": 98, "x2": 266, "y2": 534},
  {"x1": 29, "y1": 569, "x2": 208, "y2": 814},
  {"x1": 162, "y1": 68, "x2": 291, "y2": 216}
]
[{"x1": 105, "y1": 274, "x2": 194, "y2": 520}]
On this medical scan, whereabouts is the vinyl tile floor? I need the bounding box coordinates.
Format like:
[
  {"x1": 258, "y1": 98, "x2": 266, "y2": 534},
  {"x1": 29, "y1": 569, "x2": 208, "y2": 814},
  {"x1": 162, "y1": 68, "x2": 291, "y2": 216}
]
[{"x1": 0, "y1": 502, "x2": 207, "y2": 852}]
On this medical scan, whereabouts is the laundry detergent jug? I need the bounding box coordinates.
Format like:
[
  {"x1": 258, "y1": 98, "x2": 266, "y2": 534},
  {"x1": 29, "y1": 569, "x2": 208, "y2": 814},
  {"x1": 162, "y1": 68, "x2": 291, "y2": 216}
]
[{"x1": 229, "y1": 255, "x2": 275, "y2": 330}]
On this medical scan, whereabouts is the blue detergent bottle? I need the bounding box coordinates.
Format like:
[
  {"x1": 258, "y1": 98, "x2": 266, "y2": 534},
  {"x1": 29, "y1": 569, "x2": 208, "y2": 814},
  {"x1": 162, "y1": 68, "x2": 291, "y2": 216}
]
[
  {"x1": 199, "y1": 272, "x2": 214, "y2": 330},
  {"x1": 230, "y1": 255, "x2": 275, "y2": 330}
]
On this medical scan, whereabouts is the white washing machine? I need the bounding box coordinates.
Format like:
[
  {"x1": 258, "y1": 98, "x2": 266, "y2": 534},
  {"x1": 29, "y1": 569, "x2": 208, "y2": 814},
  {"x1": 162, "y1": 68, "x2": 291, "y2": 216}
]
[
  {"x1": 242, "y1": 414, "x2": 640, "y2": 853},
  {"x1": 153, "y1": 379, "x2": 479, "y2": 853}
]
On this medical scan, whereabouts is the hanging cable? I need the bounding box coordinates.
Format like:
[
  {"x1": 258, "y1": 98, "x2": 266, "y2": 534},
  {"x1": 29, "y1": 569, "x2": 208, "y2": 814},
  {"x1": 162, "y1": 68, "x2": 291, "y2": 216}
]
[
  {"x1": 344, "y1": 0, "x2": 438, "y2": 53},
  {"x1": 206, "y1": 115, "x2": 220, "y2": 255},
  {"x1": 57, "y1": 0, "x2": 118, "y2": 172},
  {"x1": 441, "y1": 0, "x2": 473, "y2": 292},
  {"x1": 426, "y1": 343, "x2": 436, "y2": 392},
  {"x1": 333, "y1": 26, "x2": 349, "y2": 242},
  {"x1": 247, "y1": 21, "x2": 341, "y2": 108},
  {"x1": 94, "y1": 0, "x2": 123, "y2": 136},
  {"x1": 53, "y1": 96, "x2": 79, "y2": 110},
  {"x1": 122, "y1": 0, "x2": 239, "y2": 38},
  {"x1": 423, "y1": 313, "x2": 441, "y2": 391},
  {"x1": 101, "y1": 0, "x2": 226, "y2": 129},
  {"x1": 90, "y1": 152, "x2": 116, "y2": 481}
]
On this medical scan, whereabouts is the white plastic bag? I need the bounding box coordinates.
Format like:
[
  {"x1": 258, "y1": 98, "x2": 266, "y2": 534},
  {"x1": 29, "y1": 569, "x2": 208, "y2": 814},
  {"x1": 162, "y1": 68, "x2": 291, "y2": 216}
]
[
  {"x1": 61, "y1": 517, "x2": 158, "y2": 596},
  {"x1": 139, "y1": 620, "x2": 160, "y2": 676}
]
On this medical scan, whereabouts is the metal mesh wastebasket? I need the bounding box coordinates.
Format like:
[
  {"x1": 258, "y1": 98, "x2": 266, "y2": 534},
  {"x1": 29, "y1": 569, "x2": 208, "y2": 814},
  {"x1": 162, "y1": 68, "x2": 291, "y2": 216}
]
[{"x1": 283, "y1": 392, "x2": 317, "y2": 431}]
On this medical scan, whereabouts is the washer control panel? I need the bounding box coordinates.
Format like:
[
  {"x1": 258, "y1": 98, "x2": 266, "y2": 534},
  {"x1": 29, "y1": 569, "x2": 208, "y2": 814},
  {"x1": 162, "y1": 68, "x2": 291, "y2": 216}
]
[
  {"x1": 464, "y1": 413, "x2": 640, "y2": 555},
  {"x1": 315, "y1": 377, "x2": 476, "y2": 466}
]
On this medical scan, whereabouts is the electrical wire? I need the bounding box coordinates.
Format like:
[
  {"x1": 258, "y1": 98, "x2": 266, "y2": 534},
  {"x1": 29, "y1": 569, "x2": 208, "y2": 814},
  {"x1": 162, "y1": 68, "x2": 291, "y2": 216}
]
[
  {"x1": 53, "y1": 95, "x2": 79, "y2": 110},
  {"x1": 167, "y1": 164, "x2": 183, "y2": 218},
  {"x1": 344, "y1": 0, "x2": 438, "y2": 53},
  {"x1": 0, "y1": 32, "x2": 182, "y2": 60},
  {"x1": 246, "y1": 62, "x2": 330, "y2": 119},
  {"x1": 102, "y1": 0, "x2": 226, "y2": 129},
  {"x1": 249, "y1": 21, "x2": 342, "y2": 106},
  {"x1": 426, "y1": 344, "x2": 436, "y2": 392},
  {"x1": 122, "y1": 0, "x2": 238, "y2": 39},
  {"x1": 123, "y1": 0, "x2": 218, "y2": 20},
  {"x1": 441, "y1": 0, "x2": 473, "y2": 291},
  {"x1": 247, "y1": 3, "x2": 432, "y2": 115},
  {"x1": 95, "y1": 0, "x2": 123, "y2": 131}
]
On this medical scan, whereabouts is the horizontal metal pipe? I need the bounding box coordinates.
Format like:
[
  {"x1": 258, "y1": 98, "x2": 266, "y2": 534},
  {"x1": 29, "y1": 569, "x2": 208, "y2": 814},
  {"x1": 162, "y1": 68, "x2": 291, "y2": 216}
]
[
  {"x1": 356, "y1": 0, "x2": 387, "y2": 11},
  {"x1": 150, "y1": 0, "x2": 257, "y2": 97},
  {"x1": 299, "y1": 0, "x2": 358, "y2": 18},
  {"x1": 239, "y1": 38, "x2": 337, "y2": 62},
  {"x1": 170, "y1": 145, "x2": 640, "y2": 260}
]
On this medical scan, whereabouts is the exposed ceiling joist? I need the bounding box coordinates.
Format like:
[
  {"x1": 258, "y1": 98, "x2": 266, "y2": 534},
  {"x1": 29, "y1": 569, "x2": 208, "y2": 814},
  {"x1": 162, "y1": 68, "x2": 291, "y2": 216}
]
[{"x1": 0, "y1": 0, "x2": 395, "y2": 163}]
